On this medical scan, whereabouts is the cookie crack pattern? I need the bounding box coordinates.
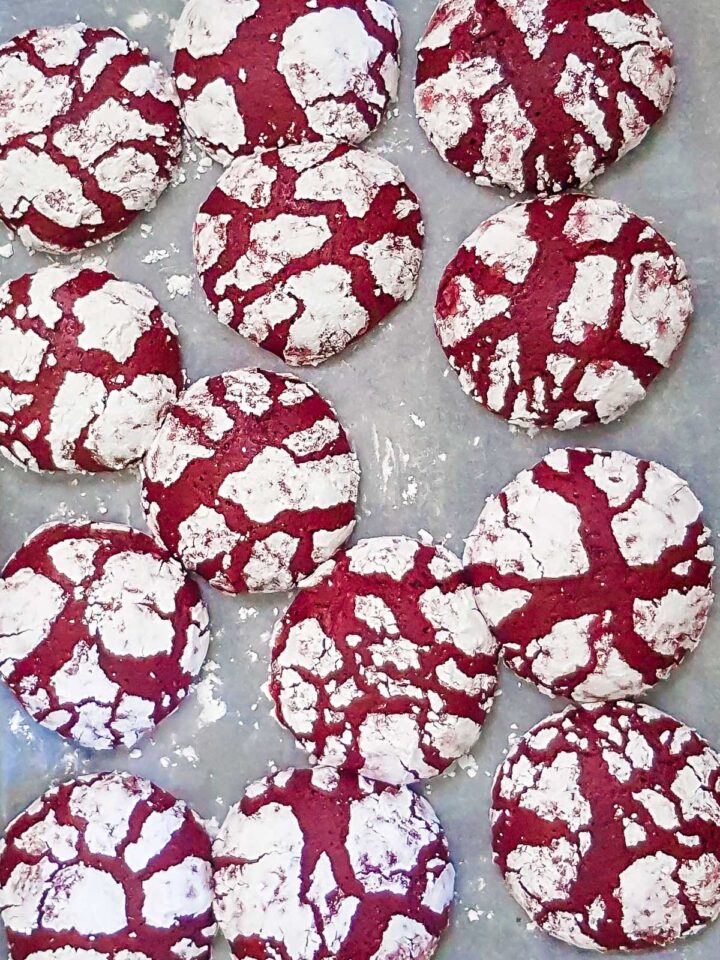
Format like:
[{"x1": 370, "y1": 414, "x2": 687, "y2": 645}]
[{"x1": 466, "y1": 449, "x2": 713, "y2": 702}]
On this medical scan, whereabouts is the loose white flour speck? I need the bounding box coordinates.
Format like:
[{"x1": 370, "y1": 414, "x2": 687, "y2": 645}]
[
  {"x1": 166, "y1": 274, "x2": 193, "y2": 299},
  {"x1": 196, "y1": 662, "x2": 227, "y2": 726}
]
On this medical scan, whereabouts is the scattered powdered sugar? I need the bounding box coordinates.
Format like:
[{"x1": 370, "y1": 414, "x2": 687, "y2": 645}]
[
  {"x1": 195, "y1": 661, "x2": 227, "y2": 728},
  {"x1": 166, "y1": 274, "x2": 193, "y2": 299}
]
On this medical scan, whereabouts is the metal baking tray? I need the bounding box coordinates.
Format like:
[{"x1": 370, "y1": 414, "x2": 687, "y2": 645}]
[{"x1": 1, "y1": 1, "x2": 718, "y2": 957}]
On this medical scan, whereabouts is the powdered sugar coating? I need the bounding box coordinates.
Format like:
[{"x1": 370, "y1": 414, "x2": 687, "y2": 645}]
[
  {"x1": 491, "y1": 701, "x2": 720, "y2": 951},
  {"x1": 141, "y1": 368, "x2": 360, "y2": 594},
  {"x1": 0, "y1": 264, "x2": 183, "y2": 474},
  {"x1": 436, "y1": 195, "x2": 692, "y2": 432},
  {"x1": 0, "y1": 522, "x2": 210, "y2": 750},
  {"x1": 213, "y1": 767, "x2": 453, "y2": 960},
  {"x1": 466, "y1": 448, "x2": 714, "y2": 702},
  {"x1": 0, "y1": 772, "x2": 215, "y2": 958},
  {"x1": 415, "y1": 0, "x2": 675, "y2": 193},
  {"x1": 195, "y1": 143, "x2": 423, "y2": 366},
  {"x1": 0, "y1": 24, "x2": 181, "y2": 252},
  {"x1": 270, "y1": 536, "x2": 498, "y2": 784},
  {"x1": 171, "y1": 0, "x2": 400, "y2": 164}
]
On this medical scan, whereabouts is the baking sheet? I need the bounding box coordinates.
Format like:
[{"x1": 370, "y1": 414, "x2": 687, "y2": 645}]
[{"x1": 1, "y1": 0, "x2": 719, "y2": 957}]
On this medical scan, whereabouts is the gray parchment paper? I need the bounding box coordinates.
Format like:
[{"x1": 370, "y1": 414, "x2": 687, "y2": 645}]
[{"x1": 1, "y1": 1, "x2": 719, "y2": 958}]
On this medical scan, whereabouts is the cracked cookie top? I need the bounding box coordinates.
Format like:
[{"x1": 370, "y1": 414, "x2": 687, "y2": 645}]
[
  {"x1": 194, "y1": 142, "x2": 423, "y2": 367},
  {"x1": 141, "y1": 368, "x2": 360, "y2": 594},
  {"x1": 0, "y1": 521, "x2": 209, "y2": 750},
  {"x1": 0, "y1": 23, "x2": 181, "y2": 252},
  {"x1": 491, "y1": 701, "x2": 720, "y2": 951},
  {"x1": 213, "y1": 766, "x2": 454, "y2": 960},
  {"x1": 435, "y1": 194, "x2": 692, "y2": 432},
  {"x1": 0, "y1": 264, "x2": 183, "y2": 474},
  {"x1": 415, "y1": 0, "x2": 675, "y2": 193},
  {"x1": 171, "y1": 0, "x2": 400, "y2": 163},
  {"x1": 270, "y1": 536, "x2": 498, "y2": 784},
  {"x1": 0, "y1": 771, "x2": 215, "y2": 959},
  {"x1": 465, "y1": 448, "x2": 714, "y2": 702}
]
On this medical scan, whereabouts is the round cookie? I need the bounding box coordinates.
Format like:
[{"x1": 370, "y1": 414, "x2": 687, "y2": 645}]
[
  {"x1": 194, "y1": 142, "x2": 424, "y2": 367},
  {"x1": 171, "y1": 0, "x2": 401, "y2": 164},
  {"x1": 0, "y1": 264, "x2": 183, "y2": 473},
  {"x1": 214, "y1": 766, "x2": 454, "y2": 960},
  {"x1": 0, "y1": 771, "x2": 215, "y2": 960},
  {"x1": 491, "y1": 701, "x2": 720, "y2": 951},
  {"x1": 435, "y1": 195, "x2": 692, "y2": 432},
  {"x1": 270, "y1": 536, "x2": 498, "y2": 784},
  {"x1": 465, "y1": 448, "x2": 714, "y2": 702},
  {"x1": 141, "y1": 368, "x2": 360, "y2": 594},
  {"x1": 0, "y1": 521, "x2": 210, "y2": 750},
  {"x1": 415, "y1": 0, "x2": 675, "y2": 193},
  {"x1": 0, "y1": 23, "x2": 182, "y2": 253}
]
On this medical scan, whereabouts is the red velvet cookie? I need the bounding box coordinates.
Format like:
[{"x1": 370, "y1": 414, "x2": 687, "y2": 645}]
[
  {"x1": 171, "y1": 0, "x2": 401, "y2": 164},
  {"x1": 416, "y1": 0, "x2": 675, "y2": 194},
  {"x1": 435, "y1": 195, "x2": 692, "y2": 432},
  {"x1": 465, "y1": 448, "x2": 714, "y2": 702},
  {"x1": 194, "y1": 142, "x2": 423, "y2": 367},
  {"x1": 270, "y1": 536, "x2": 498, "y2": 784},
  {"x1": 141, "y1": 368, "x2": 360, "y2": 594},
  {"x1": 0, "y1": 521, "x2": 210, "y2": 750},
  {"x1": 0, "y1": 23, "x2": 182, "y2": 253},
  {"x1": 0, "y1": 264, "x2": 183, "y2": 473},
  {"x1": 214, "y1": 767, "x2": 454, "y2": 960},
  {"x1": 0, "y1": 771, "x2": 215, "y2": 960},
  {"x1": 491, "y1": 701, "x2": 720, "y2": 951}
]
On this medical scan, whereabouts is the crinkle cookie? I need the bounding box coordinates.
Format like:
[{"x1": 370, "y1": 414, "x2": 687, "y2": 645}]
[
  {"x1": 465, "y1": 448, "x2": 714, "y2": 702},
  {"x1": 0, "y1": 521, "x2": 210, "y2": 750},
  {"x1": 270, "y1": 536, "x2": 498, "y2": 784},
  {"x1": 213, "y1": 767, "x2": 454, "y2": 960},
  {"x1": 491, "y1": 701, "x2": 720, "y2": 951},
  {"x1": 435, "y1": 195, "x2": 692, "y2": 432},
  {"x1": 194, "y1": 142, "x2": 423, "y2": 366},
  {"x1": 415, "y1": 0, "x2": 675, "y2": 193},
  {"x1": 0, "y1": 771, "x2": 216, "y2": 960},
  {"x1": 171, "y1": 0, "x2": 401, "y2": 164},
  {"x1": 0, "y1": 263, "x2": 183, "y2": 473},
  {"x1": 141, "y1": 368, "x2": 360, "y2": 594},
  {"x1": 0, "y1": 23, "x2": 182, "y2": 252}
]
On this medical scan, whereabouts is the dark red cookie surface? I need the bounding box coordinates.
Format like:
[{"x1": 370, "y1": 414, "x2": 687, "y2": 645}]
[
  {"x1": 0, "y1": 264, "x2": 183, "y2": 474},
  {"x1": 0, "y1": 23, "x2": 182, "y2": 253},
  {"x1": 415, "y1": 0, "x2": 675, "y2": 193},
  {"x1": 141, "y1": 368, "x2": 360, "y2": 594},
  {"x1": 194, "y1": 142, "x2": 424, "y2": 367},
  {"x1": 0, "y1": 521, "x2": 210, "y2": 750},
  {"x1": 214, "y1": 766, "x2": 454, "y2": 960},
  {"x1": 270, "y1": 536, "x2": 498, "y2": 784},
  {"x1": 171, "y1": 0, "x2": 400, "y2": 164},
  {"x1": 491, "y1": 701, "x2": 720, "y2": 951},
  {"x1": 465, "y1": 448, "x2": 714, "y2": 702},
  {"x1": 435, "y1": 195, "x2": 692, "y2": 432},
  {"x1": 0, "y1": 771, "x2": 215, "y2": 960}
]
